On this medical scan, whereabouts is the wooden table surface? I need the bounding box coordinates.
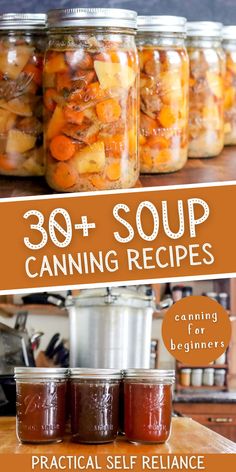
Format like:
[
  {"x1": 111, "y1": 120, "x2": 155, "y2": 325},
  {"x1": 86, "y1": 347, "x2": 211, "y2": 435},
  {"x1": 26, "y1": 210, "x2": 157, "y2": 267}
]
[
  {"x1": 0, "y1": 147, "x2": 235, "y2": 199},
  {"x1": 0, "y1": 417, "x2": 236, "y2": 454}
]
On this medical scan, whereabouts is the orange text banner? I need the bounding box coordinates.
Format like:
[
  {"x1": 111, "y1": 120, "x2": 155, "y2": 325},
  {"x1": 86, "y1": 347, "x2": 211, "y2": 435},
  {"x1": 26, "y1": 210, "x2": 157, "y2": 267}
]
[{"x1": 0, "y1": 182, "x2": 235, "y2": 293}]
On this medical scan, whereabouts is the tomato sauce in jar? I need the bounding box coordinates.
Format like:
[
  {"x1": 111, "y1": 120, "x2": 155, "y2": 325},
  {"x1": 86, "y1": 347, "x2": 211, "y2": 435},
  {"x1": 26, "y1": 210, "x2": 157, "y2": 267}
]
[
  {"x1": 124, "y1": 369, "x2": 175, "y2": 444},
  {"x1": 70, "y1": 368, "x2": 121, "y2": 443},
  {"x1": 14, "y1": 368, "x2": 68, "y2": 443}
]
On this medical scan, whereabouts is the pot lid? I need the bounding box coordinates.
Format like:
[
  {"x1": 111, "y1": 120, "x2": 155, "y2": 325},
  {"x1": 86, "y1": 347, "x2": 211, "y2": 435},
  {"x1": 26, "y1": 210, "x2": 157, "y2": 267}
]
[{"x1": 66, "y1": 287, "x2": 156, "y2": 308}]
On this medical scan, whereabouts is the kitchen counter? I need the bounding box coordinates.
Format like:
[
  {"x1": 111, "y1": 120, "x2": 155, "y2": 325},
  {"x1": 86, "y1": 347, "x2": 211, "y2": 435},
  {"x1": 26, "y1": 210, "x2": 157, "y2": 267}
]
[
  {"x1": 174, "y1": 392, "x2": 236, "y2": 403},
  {"x1": 0, "y1": 417, "x2": 236, "y2": 454},
  {"x1": 0, "y1": 147, "x2": 235, "y2": 199}
]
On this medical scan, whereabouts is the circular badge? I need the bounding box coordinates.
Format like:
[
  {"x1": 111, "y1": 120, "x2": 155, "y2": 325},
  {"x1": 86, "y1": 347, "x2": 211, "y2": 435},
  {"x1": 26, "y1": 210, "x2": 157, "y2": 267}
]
[{"x1": 162, "y1": 296, "x2": 231, "y2": 365}]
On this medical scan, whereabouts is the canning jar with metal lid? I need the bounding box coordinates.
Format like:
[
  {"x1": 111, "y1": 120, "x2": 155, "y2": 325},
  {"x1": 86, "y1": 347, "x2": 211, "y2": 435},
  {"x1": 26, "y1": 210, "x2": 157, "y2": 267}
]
[
  {"x1": 14, "y1": 367, "x2": 68, "y2": 443},
  {"x1": 223, "y1": 26, "x2": 236, "y2": 145},
  {"x1": 44, "y1": 8, "x2": 139, "y2": 192},
  {"x1": 70, "y1": 368, "x2": 121, "y2": 443},
  {"x1": 187, "y1": 21, "x2": 225, "y2": 158},
  {"x1": 0, "y1": 13, "x2": 46, "y2": 176},
  {"x1": 136, "y1": 16, "x2": 189, "y2": 174},
  {"x1": 123, "y1": 369, "x2": 175, "y2": 443}
]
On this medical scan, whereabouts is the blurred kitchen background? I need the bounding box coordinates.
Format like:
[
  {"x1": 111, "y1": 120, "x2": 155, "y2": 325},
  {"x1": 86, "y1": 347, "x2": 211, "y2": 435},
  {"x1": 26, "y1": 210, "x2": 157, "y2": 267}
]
[
  {"x1": 0, "y1": 278, "x2": 236, "y2": 441},
  {"x1": 0, "y1": 0, "x2": 235, "y2": 23}
]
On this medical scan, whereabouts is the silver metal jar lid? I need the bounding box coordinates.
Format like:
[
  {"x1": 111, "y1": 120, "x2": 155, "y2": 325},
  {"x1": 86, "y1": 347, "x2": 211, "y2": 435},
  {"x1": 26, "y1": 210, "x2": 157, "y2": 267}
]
[
  {"x1": 137, "y1": 16, "x2": 186, "y2": 33},
  {"x1": 47, "y1": 8, "x2": 137, "y2": 29},
  {"x1": 123, "y1": 369, "x2": 175, "y2": 382},
  {"x1": 14, "y1": 367, "x2": 68, "y2": 379},
  {"x1": 187, "y1": 21, "x2": 222, "y2": 38},
  {"x1": 223, "y1": 26, "x2": 236, "y2": 40},
  {"x1": 0, "y1": 13, "x2": 46, "y2": 30},
  {"x1": 70, "y1": 368, "x2": 122, "y2": 380}
]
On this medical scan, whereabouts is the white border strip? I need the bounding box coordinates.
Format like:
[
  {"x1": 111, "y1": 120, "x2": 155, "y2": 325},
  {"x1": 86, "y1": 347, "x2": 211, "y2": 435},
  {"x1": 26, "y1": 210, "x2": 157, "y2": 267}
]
[
  {"x1": 0, "y1": 180, "x2": 236, "y2": 203},
  {"x1": 1, "y1": 271, "x2": 236, "y2": 295}
]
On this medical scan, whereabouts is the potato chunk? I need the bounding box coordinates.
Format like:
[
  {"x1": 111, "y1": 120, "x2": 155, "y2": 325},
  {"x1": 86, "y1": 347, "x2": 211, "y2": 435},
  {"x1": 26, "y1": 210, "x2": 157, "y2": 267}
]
[{"x1": 73, "y1": 141, "x2": 105, "y2": 174}]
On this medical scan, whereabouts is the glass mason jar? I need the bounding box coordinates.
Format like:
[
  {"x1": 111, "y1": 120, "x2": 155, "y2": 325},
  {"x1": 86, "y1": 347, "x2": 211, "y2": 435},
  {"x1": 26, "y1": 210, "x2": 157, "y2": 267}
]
[
  {"x1": 44, "y1": 9, "x2": 139, "y2": 192},
  {"x1": 14, "y1": 367, "x2": 68, "y2": 443},
  {"x1": 223, "y1": 26, "x2": 236, "y2": 145},
  {"x1": 187, "y1": 22, "x2": 225, "y2": 158},
  {"x1": 0, "y1": 14, "x2": 46, "y2": 176},
  {"x1": 124, "y1": 369, "x2": 175, "y2": 444},
  {"x1": 70, "y1": 368, "x2": 121, "y2": 443},
  {"x1": 136, "y1": 16, "x2": 189, "y2": 174}
]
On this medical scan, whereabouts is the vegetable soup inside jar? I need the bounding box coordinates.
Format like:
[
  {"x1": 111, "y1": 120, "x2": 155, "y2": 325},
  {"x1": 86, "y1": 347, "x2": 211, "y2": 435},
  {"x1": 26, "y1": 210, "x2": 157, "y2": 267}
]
[
  {"x1": 70, "y1": 368, "x2": 121, "y2": 444},
  {"x1": 136, "y1": 16, "x2": 189, "y2": 173},
  {"x1": 187, "y1": 22, "x2": 225, "y2": 158},
  {"x1": 44, "y1": 8, "x2": 139, "y2": 192},
  {"x1": 124, "y1": 369, "x2": 175, "y2": 444},
  {"x1": 0, "y1": 14, "x2": 46, "y2": 176},
  {"x1": 223, "y1": 26, "x2": 236, "y2": 145},
  {"x1": 14, "y1": 367, "x2": 68, "y2": 444}
]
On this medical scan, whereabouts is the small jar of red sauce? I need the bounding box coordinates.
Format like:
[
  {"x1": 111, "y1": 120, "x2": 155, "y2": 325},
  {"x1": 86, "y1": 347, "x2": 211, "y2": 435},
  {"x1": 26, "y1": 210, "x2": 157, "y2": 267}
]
[
  {"x1": 124, "y1": 369, "x2": 175, "y2": 444},
  {"x1": 14, "y1": 367, "x2": 68, "y2": 443},
  {"x1": 70, "y1": 368, "x2": 121, "y2": 443}
]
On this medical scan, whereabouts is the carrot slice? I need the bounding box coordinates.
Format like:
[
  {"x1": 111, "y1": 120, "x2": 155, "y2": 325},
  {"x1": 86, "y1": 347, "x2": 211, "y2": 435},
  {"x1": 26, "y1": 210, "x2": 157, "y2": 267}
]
[
  {"x1": 44, "y1": 89, "x2": 58, "y2": 112},
  {"x1": 50, "y1": 135, "x2": 76, "y2": 161},
  {"x1": 96, "y1": 99, "x2": 121, "y2": 123},
  {"x1": 147, "y1": 136, "x2": 169, "y2": 149},
  {"x1": 52, "y1": 162, "x2": 77, "y2": 189},
  {"x1": 64, "y1": 107, "x2": 84, "y2": 125},
  {"x1": 23, "y1": 63, "x2": 42, "y2": 86},
  {"x1": 158, "y1": 106, "x2": 176, "y2": 128},
  {"x1": 106, "y1": 162, "x2": 121, "y2": 181},
  {"x1": 89, "y1": 174, "x2": 106, "y2": 189}
]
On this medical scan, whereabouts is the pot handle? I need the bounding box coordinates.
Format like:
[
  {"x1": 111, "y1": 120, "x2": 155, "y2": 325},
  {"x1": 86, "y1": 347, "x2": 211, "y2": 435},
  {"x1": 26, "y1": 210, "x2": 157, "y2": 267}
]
[{"x1": 156, "y1": 297, "x2": 173, "y2": 311}]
